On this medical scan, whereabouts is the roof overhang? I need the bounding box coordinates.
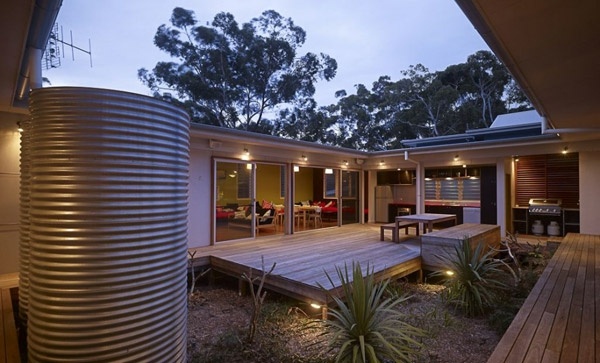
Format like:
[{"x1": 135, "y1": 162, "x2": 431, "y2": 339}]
[
  {"x1": 190, "y1": 123, "x2": 370, "y2": 159},
  {"x1": 455, "y1": 0, "x2": 600, "y2": 140},
  {"x1": 0, "y1": 0, "x2": 62, "y2": 117}
]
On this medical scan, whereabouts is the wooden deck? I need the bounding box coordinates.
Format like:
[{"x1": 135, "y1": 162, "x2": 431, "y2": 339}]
[
  {"x1": 488, "y1": 233, "x2": 600, "y2": 363},
  {"x1": 189, "y1": 224, "x2": 422, "y2": 304},
  {"x1": 0, "y1": 273, "x2": 20, "y2": 363}
]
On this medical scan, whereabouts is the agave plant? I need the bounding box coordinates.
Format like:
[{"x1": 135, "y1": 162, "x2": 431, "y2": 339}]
[
  {"x1": 318, "y1": 261, "x2": 423, "y2": 363},
  {"x1": 434, "y1": 239, "x2": 508, "y2": 317}
]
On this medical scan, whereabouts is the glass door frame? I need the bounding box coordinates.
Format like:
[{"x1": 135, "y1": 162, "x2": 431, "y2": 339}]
[
  {"x1": 340, "y1": 169, "x2": 361, "y2": 225},
  {"x1": 213, "y1": 158, "x2": 257, "y2": 243}
]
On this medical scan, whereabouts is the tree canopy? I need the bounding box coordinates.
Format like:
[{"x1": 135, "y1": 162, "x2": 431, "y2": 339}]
[
  {"x1": 140, "y1": 8, "x2": 531, "y2": 151},
  {"x1": 138, "y1": 8, "x2": 337, "y2": 132}
]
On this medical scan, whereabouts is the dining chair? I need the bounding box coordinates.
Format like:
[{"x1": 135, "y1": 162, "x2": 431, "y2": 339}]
[{"x1": 308, "y1": 207, "x2": 322, "y2": 228}]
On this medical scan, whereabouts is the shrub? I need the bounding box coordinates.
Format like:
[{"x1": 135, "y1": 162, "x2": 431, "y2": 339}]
[
  {"x1": 433, "y1": 239, "x2": 508, "y2": 317},
  {"x1": 316, "y1": 261, "x2": 423, "y2": 363}
]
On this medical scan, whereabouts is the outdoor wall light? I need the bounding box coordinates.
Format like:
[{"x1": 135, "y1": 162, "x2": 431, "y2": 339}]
[
  {"x1": 301, "y1": 154, "x2": 307, "y2": 161},
  {"x1": 310, "y1": 303, "x2": 322, "y2": 309},
  {"x1": 241, "y1": 147, "x2": 250, "y2": 160},
  {"x1": 562, "y1": 146, "x2": 569, "y2": 154},
  {"x1": 462, "y1": 164, "x2": 467, "y2": 168},
  {"x1": 379, "y1": 160, "x2": 385, "y2": 166},
  {"x1": 343, "y1": 160, "x2": 349, "y2": 166},
  {"x1": 514, "y1": 156, "x2": 519, "y2": 162},
  {"x1": 17, "y1": 122, "x2": 23, "y2": 133},
  {"x1": 453, "y1": 154, "x2": 459, "y2": 161},
  {"x1": 355, "y1": 158, "x2": 365, "y2": 165}
]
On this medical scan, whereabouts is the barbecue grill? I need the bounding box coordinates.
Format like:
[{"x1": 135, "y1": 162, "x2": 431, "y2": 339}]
[{"x1": 528, "y1": 198, "x2": 562, "y2": 216}]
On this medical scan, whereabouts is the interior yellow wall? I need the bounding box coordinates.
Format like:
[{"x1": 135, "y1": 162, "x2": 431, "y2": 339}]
[
  {"x1": 216, "y1": 163, "x2": 249, "y2": 206},
  {"x1": 294, "y1": 167, "x2": 314, "y2": 203},
  {"x1": 256, "y1": 164, "x2": 284, "y2": 204}
]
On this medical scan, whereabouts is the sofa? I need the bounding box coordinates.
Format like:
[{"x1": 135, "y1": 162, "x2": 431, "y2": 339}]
[{"x1": 228, "y1": 202, "x2": 277, "y2": 235}]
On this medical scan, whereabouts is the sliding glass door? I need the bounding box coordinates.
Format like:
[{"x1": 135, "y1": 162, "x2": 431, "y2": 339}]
[
  {"x1": 214, "y1": 160, "x2": 287, "y2": 242},
  {"x1": 293, "y1": 166, "x2": 361, "y2": 230},
  {"x1": 214, "y1": 160, "x2": 255, "y2": 242},
  {"x1": 341, "y1": 170, "x2": 360, "y2": 225}
]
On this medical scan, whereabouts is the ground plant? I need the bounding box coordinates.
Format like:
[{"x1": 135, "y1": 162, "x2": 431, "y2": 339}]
[
  {"x1": 433, "y1": 239, "x2": 509, "y2": 317},
  {"x1": 186, "y1": 236, "x2": 547, "y2": 362},
  {"x1": 315, "y1": 262, "x2": 424, "y2": 363}
]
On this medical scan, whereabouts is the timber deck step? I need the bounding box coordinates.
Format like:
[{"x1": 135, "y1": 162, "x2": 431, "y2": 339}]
[{"x1": 190, "y1": 224, "x2": 423, "y2": 304}]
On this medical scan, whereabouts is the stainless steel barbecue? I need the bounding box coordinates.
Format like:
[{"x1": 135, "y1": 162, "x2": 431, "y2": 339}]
[{"x1": 528, "y1": 198, "x2": 562, "y2": 216}]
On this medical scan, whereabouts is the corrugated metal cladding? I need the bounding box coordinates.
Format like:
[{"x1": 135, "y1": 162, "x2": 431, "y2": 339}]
[
  {"x1": 26, "y1": 87, "x2": 190, "y2": 362},
  {"x1": 19, "y1": 116, "x2": 31, "y2": 323}
]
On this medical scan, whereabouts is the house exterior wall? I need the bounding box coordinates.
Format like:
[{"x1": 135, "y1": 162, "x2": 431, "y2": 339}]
[
  {"x1": 188, "y1": 146, "x2": 212, "y2": 248},
  {"x1": 495, "y1": 158, "x2": 508, "y2": 237},
  {"x1": 579, "y1": 150, "x2": 600, "y2": 234},
  {"x1": 0, "y1": 120, "x2": 21, "y2": 274}
]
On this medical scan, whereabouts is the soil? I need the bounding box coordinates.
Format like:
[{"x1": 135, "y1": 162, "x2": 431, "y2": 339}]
[{"x1": 186, "y1": 277, "x2": 505, "y2": 363}]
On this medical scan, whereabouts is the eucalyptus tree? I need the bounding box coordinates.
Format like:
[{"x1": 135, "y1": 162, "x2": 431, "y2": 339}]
[
  {"x1": 394, "y1": 64, "x2": 460, "y2": 137},
  {"x1": 138, "y1": 8, "x2": 337, "y2": 131},
  {"x1": 274, "y1": 98, "x2": 338, "y2": 144}
]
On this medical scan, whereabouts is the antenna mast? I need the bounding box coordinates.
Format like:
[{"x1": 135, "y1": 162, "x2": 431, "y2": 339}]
[{"x1": 43, "y1": 23, "x2": 93, "y2": 70}]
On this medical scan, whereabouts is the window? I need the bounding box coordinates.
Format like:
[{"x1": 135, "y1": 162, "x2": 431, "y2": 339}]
[
  {"x1": 237, "y1": 163, "x2": 252, "y2": 199},
  {"x1": 341, "y1": 170, "x2": 357, "y2": 198},
  {"x1": 324, "y1": 169, "x2": 338, "y2": 198},
  {"x1": 280, "y1": 166, "x2": 285, "y2": 199}
]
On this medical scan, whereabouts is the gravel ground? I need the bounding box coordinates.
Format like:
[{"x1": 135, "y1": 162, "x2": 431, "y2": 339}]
[{"x1": 186, "y1": 279, "x2": 502, "y2": 362}]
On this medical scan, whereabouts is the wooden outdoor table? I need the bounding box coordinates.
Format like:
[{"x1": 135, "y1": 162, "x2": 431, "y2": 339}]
[{"x1": 395, "y1": 213, "x2": 457, "y2": 234}]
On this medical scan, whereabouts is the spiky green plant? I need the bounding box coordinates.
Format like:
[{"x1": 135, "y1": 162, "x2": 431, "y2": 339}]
[
  {"x1": 317, "y1": 262, "x2": 423, "y2": 363},
  {"x1": 433, "y1": 239, "x2": 508, "y2": 317}
]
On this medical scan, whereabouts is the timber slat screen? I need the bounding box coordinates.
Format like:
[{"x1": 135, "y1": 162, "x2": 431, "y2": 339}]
[
  {"x1": 487, "y1": 233, "x2": 599, "y2": 363},
  {"x1": 515, "y1": 153, "x2": 579, "y2": 208}
]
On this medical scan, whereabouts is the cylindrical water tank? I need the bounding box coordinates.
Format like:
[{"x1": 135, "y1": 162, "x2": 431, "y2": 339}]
[
  {"x1": 19, "y1": 116, "x2": 31, "y2": 323},
  {"x1": 27, "y1": 87, "x2": 190, "y2": 362}
]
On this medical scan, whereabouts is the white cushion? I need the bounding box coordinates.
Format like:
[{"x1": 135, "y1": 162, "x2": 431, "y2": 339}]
[{"x1": 260, "y1": 209, "x2": 272, "y2": 222}]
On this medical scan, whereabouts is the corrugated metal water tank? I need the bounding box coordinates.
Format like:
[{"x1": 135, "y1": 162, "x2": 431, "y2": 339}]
[
  {"x1": 19, "y1": 116, "x2": 31, "y2": 323},
  {"x1": 26, "y1": 87, "x2": 190, "y2": 362}
]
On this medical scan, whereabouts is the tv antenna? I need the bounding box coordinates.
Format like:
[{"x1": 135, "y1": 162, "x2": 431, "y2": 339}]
[{"x1": 43, "y1": 23, "x2": 93, "y2": 70}]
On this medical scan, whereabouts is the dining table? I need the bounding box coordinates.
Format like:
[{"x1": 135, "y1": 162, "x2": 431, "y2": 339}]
[
  {"x1": 295, "y1": 205, "x2": 320, "y2": 229},
  {"x1": 395, "y1": 213, "x2": 457, "y2": 234}
]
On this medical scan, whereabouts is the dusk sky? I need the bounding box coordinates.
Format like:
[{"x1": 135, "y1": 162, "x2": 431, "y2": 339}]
[{"x1": 46, "y1": 0, "x2": 489, "y2": 106}]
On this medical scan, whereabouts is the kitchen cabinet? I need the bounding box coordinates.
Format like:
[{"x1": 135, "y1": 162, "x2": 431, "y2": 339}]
[
  {"x1": 511, "y1": 208, "x2": 579, "y2": 236},
  {"x1": 512, "y1": 207, "x2": 528, "y2": 235}
]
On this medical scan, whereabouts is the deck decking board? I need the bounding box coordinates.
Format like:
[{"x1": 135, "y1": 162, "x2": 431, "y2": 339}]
[
  {"x1": 488, "y1": 233, "x2": 600, "y2": 363},
  {"x1": 578, "y1": 236, "x2": 595, "y2": 362},
  {"x1": 488, "y1": 240, "x2": 568, "y2": 362},
  {"x1": 193, "y1": 227, "x2": 600, "y2": 363},
  {"x1": 0, "y1": 274, "x2": 20, "y2": 363},
  {"x1": 595, "y1": 235, "x2": 600, "y2": 362},
  {"x1": 193, "y1": 225, "x2": 422, "y2": 304}
]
